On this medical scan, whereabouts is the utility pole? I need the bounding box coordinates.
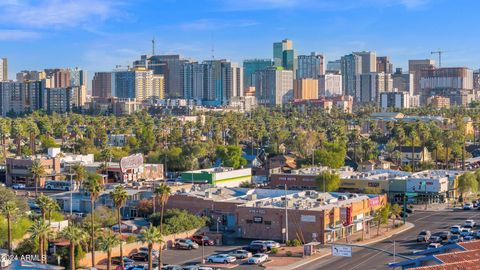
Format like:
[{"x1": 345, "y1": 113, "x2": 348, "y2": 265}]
[
  {"x1": 431, "y1": 50, "x2": 445, "y2": 67},
  {"x1": 152, "y1": 38, "x2": 155, "y2": 56},
  {"x1": 284, "y1": 184, "x2": 289, "y2": 242}
]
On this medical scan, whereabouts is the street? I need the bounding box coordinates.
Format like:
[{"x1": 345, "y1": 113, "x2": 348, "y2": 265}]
[{"x1": 298, "y1": 209, "x2": 480, "y2": 270}]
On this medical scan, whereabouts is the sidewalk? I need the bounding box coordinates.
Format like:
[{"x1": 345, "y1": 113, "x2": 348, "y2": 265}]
[{"x1": 265, "y1": 222, "x2": 415, "y2": 270}]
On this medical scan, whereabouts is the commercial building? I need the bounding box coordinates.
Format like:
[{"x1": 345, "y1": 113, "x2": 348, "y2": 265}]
[
  {"x1": 43, "y1": 87, "x2": 76, "y2": 113},
  {"x1": 16, "y1": 70, "x2": 46, "y2": 82},
  {"x1": 92, "y1": 72, "x2": 112, "y2": 98},
  {"x1": 6, "y1": 155, "x2": 62, "y2": 187},
  {"x1": 45, "y1": 69, "x2": 71, "y2": 88},
  {"x1": 112, "y1": 69, "x2": 164, "y2": 101},
  {"x1": 293, "y1": 78, "x2": 318, "y2": 100},
  {"x1": 297, "y1": 52, "x2": 325, "y2": 79},
  {"x1": 376, "y1": 56, "x2": 393, "y2": 74},
  {"x1": 273, "y1": 39, "x2": 293, "y2": 67},
  {"x1": 380, "y1": 91, "x2": 411, "y2": 110},
  {"x1": 427, "y1": 96, "x2": 451, "y2": 108},
  {"x1": 243, "y1": 59, "x2": 274, "y2": 88},
  {"x1": 254, "y1": 67, "x2": 293, "y2": 106},
  {"x1": 355, "y1": 51, "x2": 377, "y2": 73},
  {"x1": 420, "y1": 67, "x2": 474, "y2": 106},
  {"x1": 326, "y1": 60, "x2": 341, "y2": 73},
  {"x1": 358, "y1": 72, "x2": 393, "y2": 104},
  {"x1": 409, "y1": 59, "x2": 435, "y2": 95},
  {"x1": 180, "y1": 167, "x2": 252, "y2": 188},
  {"x1": 341, "y1": 54, "x2": 362, "y2": 98},
  {"x1": 0, "y1": 58, "x2": 7, "y2": 81},
  {"x1": 392, "y1": 68, "x2": 414, "y2": 95},
  {"x1": 0, "y1": 81, "x2": 43, "y2": 116},
  {"x1": 318, "y1": 73, "x2": 342, "y2": 97},
  {"x1": 166, "y1": 186, "x2": 386, "y2": 243},
  {"x1": 229, "y1": 96, "x2": 258, "y2": 112}
]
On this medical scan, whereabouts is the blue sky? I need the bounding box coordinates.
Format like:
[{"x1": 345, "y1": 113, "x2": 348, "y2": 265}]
[{"x1": 0, "y1": 0, "x2": 479, "y2": 80}]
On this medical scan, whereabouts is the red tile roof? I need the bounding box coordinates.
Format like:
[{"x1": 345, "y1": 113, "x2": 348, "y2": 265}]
[{"x1": 413, "y1": 259, "x2": 479, "y2": 270}]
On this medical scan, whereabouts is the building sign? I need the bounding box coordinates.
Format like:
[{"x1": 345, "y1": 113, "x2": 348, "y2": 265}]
[
  {"x1": 368, "y1": 182, "x2": 380, "y2": 187},
  {"x1": 406, "y1": 178, "x2": 448, "y2": 193},
  {"x1": 253, "y1": 216, "x2": 263, "y2": 223},
  {"x1": 332, "y1": 245, "x2": 352, "y2": 257},
  {"x1": 368, "y1": 197, "x2": 381, "y2": 207},
  {"x1": 120, "y1": 154, "x2": 144, "y2": 173},
  {"x1": 301, "y1": 215, "x2": 316, "y2": 223},
  {"x1": 249, "y1": 209, "x2": 266, "y2": 215}
]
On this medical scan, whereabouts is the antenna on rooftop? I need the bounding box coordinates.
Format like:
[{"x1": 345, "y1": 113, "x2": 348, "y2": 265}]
[
  {"x1": 211, "y1": 33, "x2": 215, "y2": 60},
  {"x1": 152, "y1": 38, "x2": 156, "y2": 56}
]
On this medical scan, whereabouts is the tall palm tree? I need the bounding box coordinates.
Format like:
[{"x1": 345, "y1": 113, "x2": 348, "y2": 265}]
[
  {"x1": 28, "y1": 219, "x2": 52, "y2": 264},
  {"x1": 36, "y1": 194, "x2": 51, "y2": 221},
  {"x1": 139, "y1": 225, "x2": 161, "y2": 270},
  {"x1": 47, "y1": 197, "x2": 60, "y2": 225},
  {"x1": 154, "y1": 183, "x2": 171, "y2": 268},
  {"x1": 83, "y1": 173, "x2": 104, "y2": 267},
  {"x1": 2, "y1": 201, "x2": 18, "y2": 255},
  {"x1": 109, "y1": 185, "x2": 128, "y2": 270},
  {"x1": 72, "y1": 163, "x2": 87, "y2": 190},
  {"x1": 97, "y1": 230, "x2": 120, "y2": 270},
  {"x1": 30, "y1": 160, "x2": 46, "y2": 197},
  {"x1": 61, "y1": 225, "x2": 87, "y2": 270}
]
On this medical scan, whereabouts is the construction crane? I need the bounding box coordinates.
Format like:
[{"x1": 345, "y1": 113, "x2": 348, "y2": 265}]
[{"x1": 431, "y1": 50, "x2": 446, "y2": 67}]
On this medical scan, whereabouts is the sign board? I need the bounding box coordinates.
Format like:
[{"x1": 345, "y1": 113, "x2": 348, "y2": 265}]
[
  {"x1": 332, "y1": 245, "x2": 352, "y2": 257},
  {"x1": 368, "y1": 197, "x2": 381, "y2": 207},
  {"x1": 406, "y1": 177, "x2": 448, "y2": 193},
  {"x1": 253, "y1": 216, "x2": 263, "y2": 223},
  {"x1": 301, "y1": 215, "x2": 316, "y2": 223},
  {"x1": 120, "y1": 154, "x2": 143, "y2": 173},
  {"x1": 405, "y1": 192, "x2": 418, "y2": 197}
]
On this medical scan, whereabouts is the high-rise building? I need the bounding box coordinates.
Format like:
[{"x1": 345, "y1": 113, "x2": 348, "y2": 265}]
[
  {"x1": 341, "y1": 54, "x2": 362, "y2": 99},
  {"x1": 380, "y1": 91, "x2": 410, "y2": 110},
  {"x1": 253, "y1": 67, "x2": 293, "y2": 106},
  {"x1": 297, "y1": 52, "x2": 325, "y2": 79},
  {"x1": 112, "y1": 70, "x2": 135, "y2": 99},
  {"x1": 43, "y1": 87, "x2": 75, "y2": 113},
  {"x1": 0, "y1": 58, "x2": 7, "y2": 81},
  {"x1": 16, "y1": 70, "x2": 46, "y2": 82},
  {"x1": 358, "y1": 72, "x2": 392, "y2": 103},
  {"x1": 392, "y1": 68, "x2": 414, "y2": 95},
  {"x1": 318, "y1": 73, "x2": 342, "y2": 97},
  {"x1": 92, "y1": 72, "x2": 112, "y2": 98},
  {"x1": 152, "y1": 74, "x2": 165, "y2": 99},
  {"x1": 45, "y1": 69, "x2": 71, "y2": 88},
  {"x1": 70, "y1": 68, "x2": 87, "y2": 87},
  {"x1": 376, "y1": 56, "x2": 393, "y2": 74},
  {"x1": 473, "y1": 70, "x2": 480, "y2": 91},
  {"x1": 112, "y1": 69, "x2": 164, "y2": 101},
  {"x1": 273, "y1": 39, "x2": 292, "y2": 67},
  {"x1": 327, "y1": 60, "x2": 341, "y2": 73},
  {"x1": 134, "y1": 54, "x2": 189, "y2": 98},
  {"x1": 354, "y1": 51, "x2": 377, "y2": 73},
  {"x1": 243, "y1": 59, "x2": 274, "y2": 89},
  {"x1": 420, "y1": 67, "x2": 474, "y2": 106},
  {"x1": 293, "y1": 78, "x2": 318, "y2": 100},
  {"x1": 0, "y1": 81, "x2": 43, "y2": 116},
  {"x1": 183, "y1": 62, "x2": 205, "y2": 100},
  {"x1": 408, "y1": 59, "x2": 435, "y2": 95}
]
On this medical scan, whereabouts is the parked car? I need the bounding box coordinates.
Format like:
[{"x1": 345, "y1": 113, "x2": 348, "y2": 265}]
[
  {"x1": 476, "y1": 230, "x2": 480, "y2": 239},
  {"x1": 264, "y1": 240, "x2": 281, "y2": 250},
  {"x1": 174, "y1": 239, "x2": 199, "y2": 250},
  {"x1": 129, "y1": 252, "x2": 149, "y2": 262},
  {"x1": 245, "y1": 244, "x2": 268, "y2": 253},
  {"x1": 12, "y1": 183, "x2": 26, "y2": 189},
  {"x1": 450, "y1": 225, "x2": 463, "y2": 234},
  {"x1": 161, "y1": 265, "x2": 183, "y2": 270},
  {"x1": 448, "y1": 235, "x2": 463, "y2": 244},
  {"x1": 111, "y1": 256, "x2": 135, "y2": 265},
  {"x1": 247, "y1": 253, "x2": 269, "y2": 265},
  {"x1": 428, "y1": 235, "x2": 442, "y2": 244},
  {"x1": 250, "y1": 240, "x2": 267, "y2": 246},
  {"x1": 427, "y1": 243, "x2": 441, "y2": 249},
  {"x1": 191, "y1": 235, "x2": 215, "y2": 246},
  {"x1": 464, "y1": 235, "x2": 475, "y2": 241},
  {"x1": 417, "y1": 230, "x2": 431, "y2": 242},
  {"x1": 182, "y1": 266, "x2": 213, "y2": 270},
  {"x1": 206, "y1": 254, "x2": 236, "y2": 264},
  {"x1": 464, "y1": 220, "x2": 476, "y2": 228},
  {"x1": 460, "y1": 228, "x2": 472, "y2": 237},
  {"x1": 463, "y1": 203, "x2": 474, "y2": 210},
  {"x1": 139, "y1": 247, "x2": 159, "y2": 257},
  {"x1": 438, "y1": 231, "x2": 451, "y2": 240},
  {"x1": 228, "y1": 249, "x2": 252, "y2": 259}
]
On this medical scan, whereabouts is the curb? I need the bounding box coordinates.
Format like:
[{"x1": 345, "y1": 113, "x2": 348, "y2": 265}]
[{"x1": 266, "y1": 222, "x2": 415, "y2": 270}]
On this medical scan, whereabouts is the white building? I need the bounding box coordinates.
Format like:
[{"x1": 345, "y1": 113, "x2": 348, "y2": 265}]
[
  {"x1": 0, "y1": 58, "x2": 8, "y2": 81},
  {"x1": 254, "y1": 67, "x2": 293, "y2": 106},
  {"x1": 318, "y1": 73, "x2": 342, "y2": 97},
  {"x1": 380, "y1": 91, "x2": 410, "y2": 110}
]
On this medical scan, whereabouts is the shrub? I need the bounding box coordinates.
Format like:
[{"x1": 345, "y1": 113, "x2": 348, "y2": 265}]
[
  {"x1": 286, "y1": 251, "x2": 293, "y2": 257},
  {"x1": 291, "y1": 239, "x2": 301, "y2": 247},
  {"x1": 126, "y1": 235, "x2": 137, "y2": 243},
  {"x1": 270, "y1": 247, "x2": 278, "y2": 254}
]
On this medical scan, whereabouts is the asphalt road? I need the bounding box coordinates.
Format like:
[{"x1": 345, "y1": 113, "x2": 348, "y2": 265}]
[{"x1": 298, "y1": 208, "x2": 480, "y2": 270}]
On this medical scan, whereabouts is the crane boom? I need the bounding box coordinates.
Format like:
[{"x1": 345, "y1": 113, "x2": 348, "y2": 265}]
[{"x1": 431, "y1": 50, "x2": 445, "y2": 67}]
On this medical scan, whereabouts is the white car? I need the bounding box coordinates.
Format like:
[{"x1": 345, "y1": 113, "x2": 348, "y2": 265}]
[
  {"x1": 247, "y1": 253, "x2": 269, "y2": 265},
  {"x1": 264, "y1": 240, "x2": 281, "y2": 249},
  {"x1": 206, "y1": 254, "x2": 236, "y2": 264},
  {"x1": 12, "y1": 183, "x2": 26, "y2": 189},
  {"x1": 427, "y1": 243, "x2": 441, "y2": 249},
  {"x1": 463, "y1": 203, "x2": 474, "y2": 210},
  {"x1": 451, "y1": 225, "x2": 463, "y2": 234},
  {"x1": 228, "y1": 249, "x2": 252, "y2": 259},
  {"x1": 464, "y1": 220, "x2": 476, "y2": 228},
  {"x1": 250, "y1": 240, "x2": 267, "y2": 246}
]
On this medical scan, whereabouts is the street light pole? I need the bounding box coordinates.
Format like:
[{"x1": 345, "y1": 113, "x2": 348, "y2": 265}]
[{"x1": 284, "y1": 184, "x2": 289, "y2": 242}]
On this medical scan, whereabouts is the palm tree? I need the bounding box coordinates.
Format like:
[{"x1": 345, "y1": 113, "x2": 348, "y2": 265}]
[
  {"x1": 109, "y1": 185, "x2": 128, "y2": 270},
  {"x1": 30, "y1": 160, "x2": 46, "y2": 197},
  {"x1": 72, "y1": 163, "x2": 87, "y2": 190},
  {"x1": 47, "y1": 197, "x2": 60, "y2": 225},
  {"x1": 139, "y1": 225, "x2": 161, "y2": 270},
  {"x1": 61, "y1": 225, "x2": 87, "y2": 270},
  {"x1": 153, "y1": 183, "x2": 171, "y2": 268},
  {"x1": 28, "y1": 219, "x2": 52, "y2": 264},
  {"x1": 97, "y1": 230, "x2": 120, "y2": 270},
  {"x1": 2, "y1": 201, "x2": 18, "y2": 255},
  {"x1": 83, "y1": 173, "x2": 104, "y2": 267},
  {"x1": 36, "y1": 194, "x2": 51, "y2": 221}
]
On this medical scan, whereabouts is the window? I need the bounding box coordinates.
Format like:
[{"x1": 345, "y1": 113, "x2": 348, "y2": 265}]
[{"x1": 264, "y1": 221, "x2": 272, "y2": 225}]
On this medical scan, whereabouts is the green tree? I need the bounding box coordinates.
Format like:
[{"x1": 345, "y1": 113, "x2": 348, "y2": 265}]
[
  {"x1": 72, "y1": 163, "x2": 87, "y2": 190},
  {"x1": 315, "y1": 171, "x2": 340, "y2": 192},
  {"x1": 458, "y1": 172, "x2": 478, "y2": 201},
  {"x1": 30, "y1": 160, "x2": 46, "y2": 197},
  {"x1": 28, "y1": 219, "x2": 52, "y2": 264},
  {"x1": 153, "y1": 183, "x2": 171, "y2": 268},
  {"x1": 83, "y1": 173, "x2": 104, "y2": 267},
  {"x1": 314, "y1": 142, "x2": 346, "y2": 168},
  {"x1": 97, "y1": 230, "x2": 120, "y2": 270},
  {"x1": 2, "y1": 201, "x2": 18, "y2": 255},
  {"x1": 109, "y1": 185, "x2": 128, "y2": 270},
  {"x1": 390, "y1": 204, "x2": 401, "y2": 229},
  {"x1": 61, "y1": 225, "x2": 87, "y2": 270},
  {"x1": 139, "y1": 225, "x2": 162, "y2": 270},
  {"x1": 373, "y1": 205, "x2": 390, "y2": 235},
  {"x1": 216, "y1": 145, "x2": 247, "y2": 169}
]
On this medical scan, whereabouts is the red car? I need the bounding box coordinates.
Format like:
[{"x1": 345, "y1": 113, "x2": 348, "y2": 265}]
[{"x1": 191, "y1": 235, "x2": 215, "y2": 246}]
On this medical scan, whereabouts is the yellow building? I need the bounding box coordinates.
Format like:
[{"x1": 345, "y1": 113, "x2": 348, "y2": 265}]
[{"x1": 293, "y1": 78, "x2": 318, "y2": 100}]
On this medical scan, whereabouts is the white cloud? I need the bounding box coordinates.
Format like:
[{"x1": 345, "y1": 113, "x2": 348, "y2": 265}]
[
  {"x1": 0, "y1": 29, "x2": 41, "y2": 40},
  {"x1": 0, "y1": 0, "x2": 124, "y2": 29}
]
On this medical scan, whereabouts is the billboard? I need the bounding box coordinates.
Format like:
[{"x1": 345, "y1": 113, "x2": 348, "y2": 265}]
[
  {"x1": 406, "y1": 177, "x2": 448, "y2": 193},
  {"x1": 120, "y1": 154, "x2": 144, "y2": 173}
]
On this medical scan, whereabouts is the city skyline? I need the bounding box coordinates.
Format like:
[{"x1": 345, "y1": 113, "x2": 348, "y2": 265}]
[{"x1": 1, "y1": 0, "x2": 480, "y2": 79}]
